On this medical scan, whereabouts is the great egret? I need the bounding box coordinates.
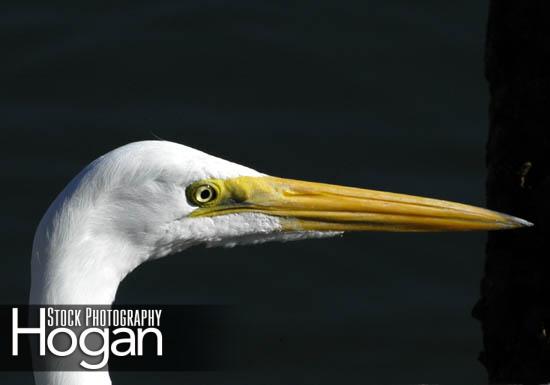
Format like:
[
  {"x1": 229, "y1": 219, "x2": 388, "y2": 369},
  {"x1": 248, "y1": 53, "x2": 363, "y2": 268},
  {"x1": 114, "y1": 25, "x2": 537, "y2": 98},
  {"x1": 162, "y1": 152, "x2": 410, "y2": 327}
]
[{"x1": 30, "y1": 140, "x2": 531, "y2": 385}]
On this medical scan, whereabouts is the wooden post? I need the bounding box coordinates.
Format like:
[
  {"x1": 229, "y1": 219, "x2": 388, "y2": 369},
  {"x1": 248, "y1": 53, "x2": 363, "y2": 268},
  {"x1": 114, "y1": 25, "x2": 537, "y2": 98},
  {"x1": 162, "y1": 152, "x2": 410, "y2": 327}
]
[{"x1": 473, "y1": 1, "x2": 550, "y2": 383}]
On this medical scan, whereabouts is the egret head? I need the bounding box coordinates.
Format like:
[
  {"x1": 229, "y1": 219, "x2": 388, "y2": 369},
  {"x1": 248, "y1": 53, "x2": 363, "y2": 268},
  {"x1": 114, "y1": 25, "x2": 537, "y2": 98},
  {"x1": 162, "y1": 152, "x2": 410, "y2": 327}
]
[
  {"x1": 30, "y1": 139, "x2": 533, "y2": 385},
  {"x1": 32, "y1": 140, "x2": 531, "y2": 304}
]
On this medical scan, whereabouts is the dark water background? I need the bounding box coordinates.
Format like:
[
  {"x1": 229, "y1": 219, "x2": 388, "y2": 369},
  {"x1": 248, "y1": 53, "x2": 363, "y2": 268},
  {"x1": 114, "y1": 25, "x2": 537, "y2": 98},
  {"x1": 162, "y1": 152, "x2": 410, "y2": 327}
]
[{"x1": 2, "y1": 1, "x2": 490, "y2": 384}]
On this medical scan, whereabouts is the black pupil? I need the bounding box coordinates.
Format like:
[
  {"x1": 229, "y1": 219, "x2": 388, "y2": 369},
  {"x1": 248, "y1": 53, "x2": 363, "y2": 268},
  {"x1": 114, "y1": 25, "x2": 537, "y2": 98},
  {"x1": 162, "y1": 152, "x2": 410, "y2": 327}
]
[{"x1": 200, "y1": 189, "x2": 211, "y2": 200}]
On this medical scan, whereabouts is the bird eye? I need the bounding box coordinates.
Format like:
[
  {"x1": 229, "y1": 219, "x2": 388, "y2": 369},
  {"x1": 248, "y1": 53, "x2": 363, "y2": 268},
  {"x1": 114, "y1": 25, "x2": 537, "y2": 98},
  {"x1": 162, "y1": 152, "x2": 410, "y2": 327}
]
[{"x1": 188, "y1": 184, "x2": 218, "y2": 206}]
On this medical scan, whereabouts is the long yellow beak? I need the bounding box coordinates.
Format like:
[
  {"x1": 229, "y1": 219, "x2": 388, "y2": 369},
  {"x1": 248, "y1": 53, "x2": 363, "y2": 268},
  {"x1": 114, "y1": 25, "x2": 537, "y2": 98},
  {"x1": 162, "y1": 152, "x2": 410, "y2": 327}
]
[{"x1": 187, "y1": 176, "x2": 531, "y2": 232}]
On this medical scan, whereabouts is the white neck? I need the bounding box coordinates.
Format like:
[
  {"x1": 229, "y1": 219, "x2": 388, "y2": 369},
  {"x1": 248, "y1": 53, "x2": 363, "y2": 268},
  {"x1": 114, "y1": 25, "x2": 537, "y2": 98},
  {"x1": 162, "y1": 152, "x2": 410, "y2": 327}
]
[
  {"x1": 33, "y1": 371, "x2": 112, "y2": 385},
  {"x1": 30, "y1": 235, "x2": 144, "y2": 385},
  {"x1": 30, "y1": 236, "x2": 139, "y2": 305}
]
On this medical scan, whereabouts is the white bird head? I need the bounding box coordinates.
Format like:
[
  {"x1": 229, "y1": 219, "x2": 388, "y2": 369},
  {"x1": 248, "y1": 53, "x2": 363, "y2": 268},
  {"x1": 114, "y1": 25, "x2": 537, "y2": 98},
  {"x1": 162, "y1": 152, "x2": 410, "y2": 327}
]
[
  {"x1": 30, "y1": 140, "x2": 532, "y2": 385},
  {"x1": 31, "y1": 140, "x2": 530, "y2": 305}
]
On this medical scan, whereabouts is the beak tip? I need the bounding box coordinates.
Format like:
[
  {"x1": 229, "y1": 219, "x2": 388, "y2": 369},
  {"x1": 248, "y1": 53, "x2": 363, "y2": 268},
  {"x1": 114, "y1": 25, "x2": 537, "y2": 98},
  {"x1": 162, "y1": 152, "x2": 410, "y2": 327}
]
[{"x1": 504, "y1": 215, "x2": 533, "y2": 229}]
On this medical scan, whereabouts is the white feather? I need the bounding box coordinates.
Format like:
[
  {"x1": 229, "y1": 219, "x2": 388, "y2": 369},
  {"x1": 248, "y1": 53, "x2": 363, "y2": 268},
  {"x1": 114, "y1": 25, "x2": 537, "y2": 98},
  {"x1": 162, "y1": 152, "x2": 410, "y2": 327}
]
[{"x1": 30, "y1": 141, "x2": 340, "y2": 385}]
